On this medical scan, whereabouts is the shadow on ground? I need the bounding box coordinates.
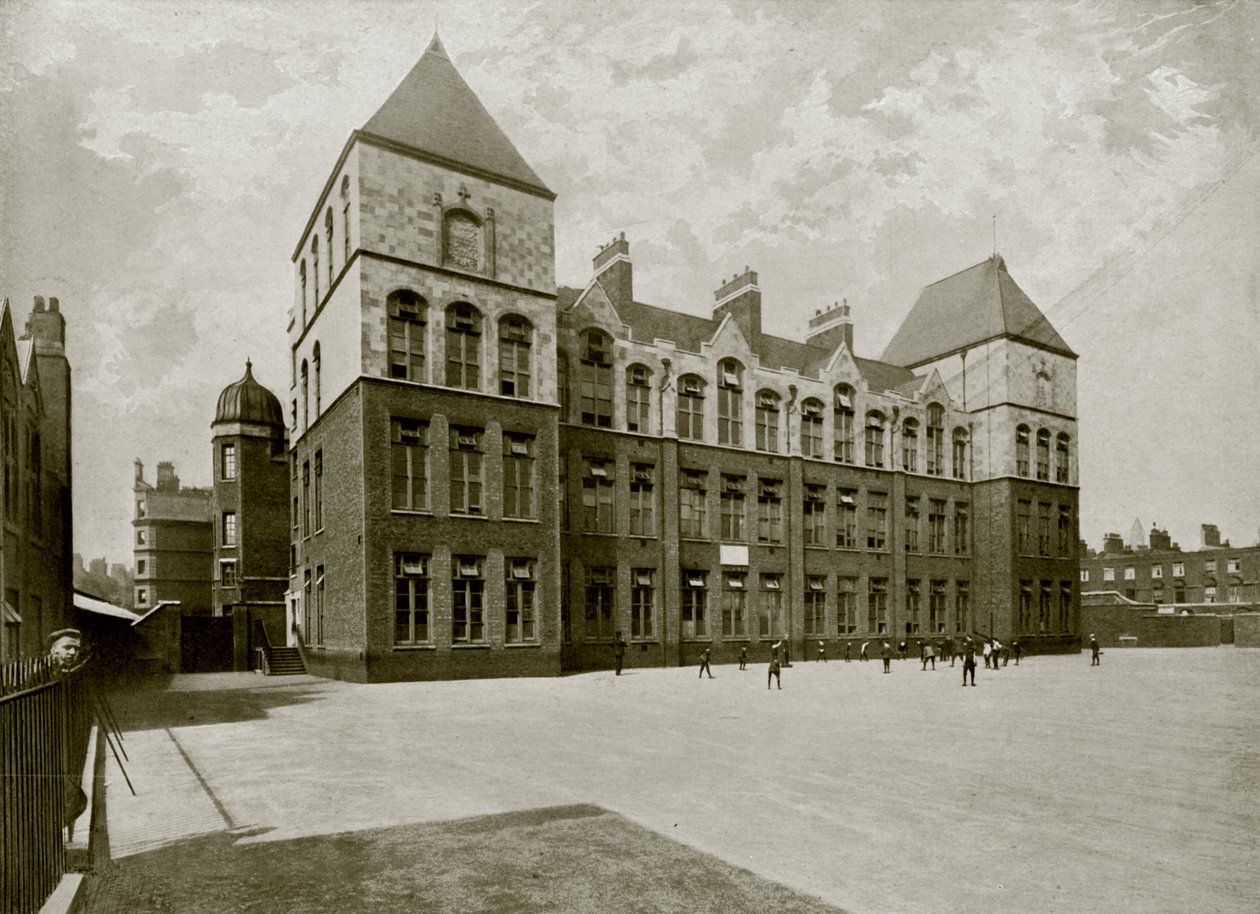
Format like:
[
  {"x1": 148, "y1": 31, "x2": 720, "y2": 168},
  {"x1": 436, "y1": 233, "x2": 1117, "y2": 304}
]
[
  {"x1": 105, "y1": 683, "x2": 327, "y2": 732},
  {"x1": 83, "y1": 804, "x2": 849, "y2": 914}
]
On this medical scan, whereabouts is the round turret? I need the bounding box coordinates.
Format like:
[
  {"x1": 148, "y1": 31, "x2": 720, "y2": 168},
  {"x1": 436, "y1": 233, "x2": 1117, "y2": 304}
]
[{"x1": 214, "y1": 360, "x2": 284, "y2": 428}]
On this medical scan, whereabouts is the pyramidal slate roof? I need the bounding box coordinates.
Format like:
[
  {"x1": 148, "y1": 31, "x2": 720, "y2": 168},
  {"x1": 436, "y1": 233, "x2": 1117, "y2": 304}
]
[
  {"x1": 362, "y1": 34, "x2": 550, "y2": 195},
  {"x1": 879, "y1": 255, "x2": 1075, "y2": 368}
]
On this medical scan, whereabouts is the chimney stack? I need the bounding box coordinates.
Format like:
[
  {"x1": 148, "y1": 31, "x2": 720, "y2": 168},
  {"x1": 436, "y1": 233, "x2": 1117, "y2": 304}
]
[
  {"x1": 712, "y1": 266, "x2": 761, "y2": 349},
  {"x1": 156, "y1": 461, "x2": 179, "y2": 493},
  {"x1": 805, "y1": 298, "x2": 854, "y2": 353},
  {"x1": 1201, "y1": 523, "x2": 1221, "y2": 548},
  {"x1": 592, "y1": 232, "x2": 633, "y2": 309},
  {"x1": 26, "y1": 293, "x2": 66, "y2": 354}
]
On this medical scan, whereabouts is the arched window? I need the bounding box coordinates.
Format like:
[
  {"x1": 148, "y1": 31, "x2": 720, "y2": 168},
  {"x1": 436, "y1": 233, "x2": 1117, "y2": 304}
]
[
  {"x1": 925, "y1": 403, "x2": 944, "y2": 476},
  {"x1": 299, "y1": 261, "x2": 307, "y2": 323},
  {"x1": 833, "y1": 384, "x2": 855, "y2": 463},
  {"x1": 557, "y1": 351, "x2": 570, "y2": 421},
  {"x1": 626, "y1": 364, "x2": 651, "y2": 433},
  {"x1": 444, "y1": 210, "x2": 482, "y2": 270},
  {"x1": 310, "y1": 237, "x2": 319, "y2": 307},
  {"x1": 445, "y1": 302, "x2": 482, "y2": 390},
  {"x1": 952, "y1": 428, "x2": 969, "y2": 480},
  {"x1": 864, "y1": 410, "x2": 885, "y2": 468},
  {"x1": 800, "y1": 397, "x2": 824, "y2": 459},
  {"x1": 340, "y1": 175, "x2": 351, "y2": 265},
  {"x1": 676, "y1": 374, "x2": 705, "y2": 440},
  {"x1": 312, "y1": 342, "x2": 321, "y2": 418},
  {"x1": 1036, "y1": 429, "x2": 1051, "y2": 481},
  {"x1": 901, "y1": 418, "x2": 919, "y2": 472},
  {"x1": 755, "y1": 389, "x2": 780, "y2": 453},
  {"x1": 498, "y1": 315, "x2": 532, "y2": 398},
  {"x1": 388, "y1": 290, "x2": 426, "y2": 381},
  {"x1": 1056, "y1": 433, "x2": 1071, "y2": 484},
  {"x1": 325, "y1": 208, "x2": 334, "y2": 285},
  {"x1": 1015, "y1": 425, "x2": 1030, "y2": 477},
  {"x1": 578, "y1": 329, "x2": 613, "y2": 427},
  {"x1": 717, "y1": 358, "x2": 743, "y2": 447},
  {"x1": 300, "y1": 359, "x2": 309, "y2": 432}
]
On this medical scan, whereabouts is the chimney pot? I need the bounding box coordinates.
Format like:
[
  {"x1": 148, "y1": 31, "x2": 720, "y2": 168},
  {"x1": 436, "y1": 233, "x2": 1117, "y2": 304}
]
[
  {"x1": 49, "y1": 297, "x2": 59, "y2": 312},
  {"x1": 33, "y1": 296, "x2": 45, "y2": 311}
]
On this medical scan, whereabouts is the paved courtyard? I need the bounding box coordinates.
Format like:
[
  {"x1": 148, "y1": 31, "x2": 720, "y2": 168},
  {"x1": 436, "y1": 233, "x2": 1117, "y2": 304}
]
[{"x1": 96, "y1": 649, "x2": 1260, "y2": 913}]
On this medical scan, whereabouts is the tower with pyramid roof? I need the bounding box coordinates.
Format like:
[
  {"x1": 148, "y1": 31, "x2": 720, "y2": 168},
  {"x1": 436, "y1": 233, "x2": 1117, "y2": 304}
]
[
  {"x1": 287, "y1": 35, "x2": 562, "y2": 681},
  {"x1": 881, "y1": 254, "x2": 1080, "y2": 643}
]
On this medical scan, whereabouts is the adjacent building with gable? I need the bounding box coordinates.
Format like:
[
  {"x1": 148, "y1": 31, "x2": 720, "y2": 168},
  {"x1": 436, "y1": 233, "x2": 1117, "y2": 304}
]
[{"x1": 285, "y1": 36, "x2": 1080, "y2": 682}]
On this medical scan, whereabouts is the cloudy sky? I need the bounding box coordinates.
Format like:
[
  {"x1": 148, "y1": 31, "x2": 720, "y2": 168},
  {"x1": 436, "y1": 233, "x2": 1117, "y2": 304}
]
[{"x1": 2, "y1": 0, "x2": 1257, "y2": 564}]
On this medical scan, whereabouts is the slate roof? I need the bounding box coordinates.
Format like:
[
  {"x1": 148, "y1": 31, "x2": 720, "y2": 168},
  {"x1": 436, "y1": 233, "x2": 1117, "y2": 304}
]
[
  {"x1": 560, "y1": 286, "x2": 918, "y2": 393},
  {"x1": 880, "y1": 255, "x2": 1075, "y2": 368},
  {"x1": 362, "y1": 34, "x2": 549, "y2": 195}
]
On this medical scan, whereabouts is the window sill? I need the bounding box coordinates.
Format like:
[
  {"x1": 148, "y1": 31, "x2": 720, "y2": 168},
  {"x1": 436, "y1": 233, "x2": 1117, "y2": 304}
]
[
  {"x1": 804, "y1": 544, "x2": 828, "y2": 551},
  {"x1": 450, "y1": 513, "x2": 488, "y2": 520},
  {"x1": 392, "y1": 645, "x2": 436, "y2": 652},
  {"x1": 451, "y1": 643, "x2": 490, "y2": 649},
  {"x1": 503, "y1": 517, "x2": 540, "y2": 524},
  {"x1": 505, "y1": 642, "x2": 542, "y2": 648},
  {"x1": 391, "y1": 509, "x2": 433, "y2": 517}
]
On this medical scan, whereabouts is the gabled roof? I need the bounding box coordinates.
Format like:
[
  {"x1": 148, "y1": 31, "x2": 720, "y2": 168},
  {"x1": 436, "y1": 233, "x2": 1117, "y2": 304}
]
[
  {"x1": 880, "y1": 255, "x2": 1076, "y2": 368},
  {"x1": 562, "y1": 286, "x2": 918, "y2": 393},
  {"x1": 361, "y1": 33, "x2": 549, "y2": 195}
]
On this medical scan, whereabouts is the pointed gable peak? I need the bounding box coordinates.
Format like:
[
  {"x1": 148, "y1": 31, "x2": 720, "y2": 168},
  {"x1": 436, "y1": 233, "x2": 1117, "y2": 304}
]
[{"x1": 361, "y1": 37, "x2": 551, "y2": 196}]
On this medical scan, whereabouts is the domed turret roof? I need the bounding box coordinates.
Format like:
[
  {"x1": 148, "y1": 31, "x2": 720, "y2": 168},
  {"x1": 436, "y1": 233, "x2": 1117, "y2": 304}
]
[{"x1": 215, "y1": 360, "x2": 284, "y2": 427}]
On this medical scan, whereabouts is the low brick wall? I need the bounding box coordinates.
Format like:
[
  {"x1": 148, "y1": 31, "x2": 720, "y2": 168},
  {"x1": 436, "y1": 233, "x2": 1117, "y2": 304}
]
[
  {"x1": 1081, "y1": 598, "x2": 1223, "y2": 648},
  {"x1": 1235, "y1": 613, "x2": 1260, "y2": 648}
]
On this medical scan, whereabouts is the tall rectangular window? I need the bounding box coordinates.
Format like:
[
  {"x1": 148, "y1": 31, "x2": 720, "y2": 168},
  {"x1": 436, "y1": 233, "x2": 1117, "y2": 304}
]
[
  {"x1": 721, "y1": 572, "x2": 746, "y2": 638},
  {"x1": 720, "y1": 476, "x2": 746, "y2": 542},
  {"x1": 866, "y1": 491, "x2": 888, "y2": 551},
  {"x1": 394, "y1": 553, "x2": 430, "y2": 645},
  {"x1": 498, "y1": 316, "x2": 532, "y2": 398},
  {"x1": 629, "y1": 464, "x2": 656, "y2": 537},
  {"x1": 953, "y1": 502, "x2": 970, "y2": 555},
  {"x1": 389, "y1": 294, "x2": 426, "y2": 381},
  {"x1": 1038, "y1": 503, "x2": 1052, "y2": 557},
  {"x1": 955, "y1": 582, "x2": 970, "y2": 634},
  {"x1": 800, "y1": 400, "x2": 824, "y2": 458},
  {"x1": 1058, "y1": 582, "x2": 1072, "y2": 631},
  {"x1": 906, "y1": 579, "x2": 921, "y2": 633},
  {"x1": 302, "y1": 462, "x2": 311, "y2": 537},
  {"x1": 313, "y1": 566, "x2": 325, "y2": 646},
  {"x1": 682, "y1": 571, "x2": 708, "y2": 639},
  {"x1": 1058, "y1": 505, "x2": 1072, "y2": 556},
  {"x1": 904, "y1": 496, "x2": 920, "y2": 553},
  {"x1": 868, "y1": 578, "x2": 888, "y2": 634},
  {"x1": 445, "y1": 303, "x2": 481, "y2": 390},
  {"x1": 505, "y1": 559, "x2": 537, "y2": 643},
  {"x1": 221, "y1": 443, "x2": 236, "y2": 480},
  {"x1": 837, "y1": 577, "x2": 857, "y2": 634},
  {"x1": 631, "y1": 569, "x2": 655, "y2": 640},
  {"x1": 926, "y1": 408, "x2": 944, "y2": 476},
  {"x1": 758, "y1": 574, "x2": 783, "y2": 639},
  {"x1": 929, "y1": 580, "x2": 947, "y2": 634},
  {"x1": 928, "y1": 499, "x2": 946, "y2": 554},
  {"x1": 626, "y1": 365, "x2": 650, "y2": 432},
  {"x1": 1017, "y1": 500, "x2": 1032, "y2": 554},
  {"x1": 803, "y1": 486, "x2": 826, "y2": 546},
  {"x1": 1039, "y1": 581, "x2": 1052, "y2": 632},
  {"x1": 222, "y1": 511, "x2": 237, "y2": 546},
  {"x1": 584, "y1": 566, "x2": 615, "y2": 641},
  {"x1": 1019, "y1": 582, "x2": 1033, "y2": 633},
  {"x1": 679, "y1": 471, "x2": 708, "y2": 539},
  {"x1": 676, "y1": 377, "x2": 704, "y2": 440},
  {"x1": 449, "y1": 427, "x2": 484, "y2": 515},
  {"x1": 452, "y1": 557, "x2": 485, "y2": 643},
  {"x1": 864, "y1": 413, "x2": 885, "y2": 467},
  {"x1": 391, "y1": 419, "x2": 428, "y2": 511},
  {"x1": 836, "y1": 488, "x2": 857, "y2": 548},
  {"x1": 313, "y1": 450, "x2": 323, "y2": 531},
  {"x1": 579, "y1": 331, "x2": 613, "y2": 427},
  {"x1": 755, "y1": 391, "x2": 780, "y2": 452},
  {"x1": 756, "y1": 479, "x2": 783, "y2": 544},
  {"x1": 220, "y1": 560, "x2": 237, "y2": 587},
  {"x1": 833, "y1": 389, "x2": 855, "y2": 463},
  {"x1": 503, "y1": 434, "x2": 536, "y2": 519},
  {"x1": 804, "y1": 577, "x2": 826, "y2": 636},
  {"x1": 582, "y1": 459, "x2": 615, "y2": 533},
  {"x1": 717, "y1": 361, "x2": 743, "y2": 447}
]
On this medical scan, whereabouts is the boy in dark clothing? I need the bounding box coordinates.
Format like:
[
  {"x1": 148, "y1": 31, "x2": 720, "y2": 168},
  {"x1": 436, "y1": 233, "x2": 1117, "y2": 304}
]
[
  {"x1": 699, "y1": 647, "x2": 713, "y2": 678},
  {"x1": 922, "y1": 641, "x2": 936, "y2": 671},
  {"x1": 739, "y1": 645, "x2": 748, "y2": 670},
  {"x1": 844, "y1": 641, "x2": 851, "y2": 662},
  {"x1": 768, "y1": 641, "x2": 782, "y2": 689},
  {"x1": 816, "y1": 640, "x2": 827, "y2": 662},
  {"x1": 1090, "y1": 635, "x2": 1101, "y2": 666},
  {"x1": 881, "y1": 641, "x2": 893, "y2": 673},
  {"x1": 961, "y1": 638, "x2": 977, "y2": 686},
  {"x1": 612, "y1": 631, "x2": 627, "y2": 675},
  {"x1": 1012, "y1": 640, "x2": 1022, "y2": 665}
]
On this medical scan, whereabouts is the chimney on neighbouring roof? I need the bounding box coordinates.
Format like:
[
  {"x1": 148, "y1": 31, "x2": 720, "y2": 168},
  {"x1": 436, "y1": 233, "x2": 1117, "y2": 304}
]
[
  {"x1": 156, "y1": 461, "x2": 179, "y2": 493},
  {"x1": 593, "y1": 232, "x2": 633, "y2": 310},
  {"x1": 1102, "y1": 532, "x2": 1126, "y2": 554},
  {"x1": 713, "y1": 266, "x2": 761, "y2": 349},
  {"x1": 1148, "y1": 526, "x2": 1172, "y2": 552},
  {"x1": 806, "y1": 298, "x2": 854, "y2": 354},
  {"x1": 1201, "y1": 523, "x2": 1221, "y2": 548}
]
